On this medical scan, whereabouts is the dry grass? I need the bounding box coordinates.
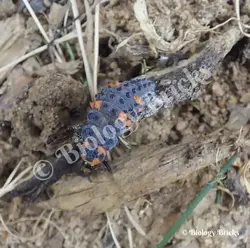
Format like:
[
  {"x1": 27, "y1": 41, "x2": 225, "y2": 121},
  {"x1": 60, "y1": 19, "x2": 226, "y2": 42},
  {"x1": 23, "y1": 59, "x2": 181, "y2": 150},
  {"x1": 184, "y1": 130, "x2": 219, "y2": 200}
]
[
  {"x1": 0, "y1": 160, "x2": 32, "y2": 199},
  {"x1": 22, "y1": 0, "x2": 63, "y2": 63},
  {"x1": 106, "y1": 212, "x2": 121, "y2": 248}
]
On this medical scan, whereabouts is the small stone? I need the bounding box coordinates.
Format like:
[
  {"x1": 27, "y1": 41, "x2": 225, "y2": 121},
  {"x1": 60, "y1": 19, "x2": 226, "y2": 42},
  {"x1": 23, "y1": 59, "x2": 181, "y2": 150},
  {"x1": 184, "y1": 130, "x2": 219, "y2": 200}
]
[
  {"x1": 229, "y1": 95, "x2": 238, "y2": 104},
  {"x1": 204, "y1": 95, "x2": 212, "y2": 103},
  {"x1": 74, "y1": 226, "x2": 81, "y2": 235},
  {"x1": 226, "y1": 104, "x2": 250, "y2": 130},
  {"x1": 212, "y1": 82, "x2": 224, "y2": 96},
  {"x1": 218, "y1": 99, "x2": 226, "y2": 108},
  {"x1": 0, "y1": 0, "x2": 15, "y2": 19},
  {"x1": 175, "y1": 240, "x2": 200, "y2": 248},
  {"x1": 48, "y1": 233, "x2": 64, "y2": 248},
  {"x1": 210, "y1": 106, "x2": 220, "y2": 115},
  {"x1": 240, "y1": 93, "x2": 250, "y2": 103},
  {"x1": 176, "y1": 120, "x2": 188, "y2": 131},
  {"x1": 110, "y1": 62, "x2": 118, "y2": 70},
  {"x1": 35, "y1": 239, "x2": 43, "y2": 247}
]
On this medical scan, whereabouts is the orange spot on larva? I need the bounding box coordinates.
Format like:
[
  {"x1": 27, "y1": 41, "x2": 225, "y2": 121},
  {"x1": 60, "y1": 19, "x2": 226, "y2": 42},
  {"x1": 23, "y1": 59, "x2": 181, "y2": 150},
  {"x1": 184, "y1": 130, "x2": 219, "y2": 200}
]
[
  {"x1": 90, "y1": 101, "x2": 103, "y2": 110},
  {"x1": 134, "y1": 96, "x2": 143, "y2": 105},
  {"x1": 118, "y1": 112, "x2": 127, "y2": 122},
  {"x1": 90, "y1": 158, "x2": 101, "y2": 166},
  {"x1": 126, "y1": 120, "x2": 132, "y2": 127},
  {"x1": 81, "y1": 154, "x2": 86, "y2": 161},
  {"x1": 90, "y1": 102, "x2": 94, "y2": 109},
  {"x1": 98, "y1": 146, "x2": 107, "y2": 156},
  {"x1": 108, "y1": 81, "x2": 120, "y2": 87},
  {"x1": 95, "y1": 101, "x2": 103, "y2": 110}
]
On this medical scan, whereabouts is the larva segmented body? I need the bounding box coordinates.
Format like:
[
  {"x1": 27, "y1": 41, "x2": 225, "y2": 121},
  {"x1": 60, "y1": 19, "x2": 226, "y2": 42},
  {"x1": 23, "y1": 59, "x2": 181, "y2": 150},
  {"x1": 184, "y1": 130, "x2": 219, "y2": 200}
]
[{"x1": 80, "y1": 79, "x2": 156, "y2": 165}]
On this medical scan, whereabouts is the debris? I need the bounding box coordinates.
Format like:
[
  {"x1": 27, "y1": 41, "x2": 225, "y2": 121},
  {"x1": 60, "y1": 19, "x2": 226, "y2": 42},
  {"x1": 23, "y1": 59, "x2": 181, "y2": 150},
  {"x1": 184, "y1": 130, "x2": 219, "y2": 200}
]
[
  {"x1": 212, "y1": 82, "x2": 225, "y2": 97},
  {"x1": 133, "y1": 0, "x2": 195, "y2": 53},
  {"x1": 0, "y1": 14, "x2": 30, "y2": 84},
  {"x1": 48, "y1": 2, "x2": 69, "y2": 29},
  {"x1": 226, "y1": 104, "x2": 250, "y2": 130},
  {"x1": 31, "y1": 60, "x2": 83, "y2": 76},
  {"x1": 0, "y1": 0, "x2": 16, "y2": 19},
  {"x1": 18, "y1": 0, "x2": 54, "y2": 13}
]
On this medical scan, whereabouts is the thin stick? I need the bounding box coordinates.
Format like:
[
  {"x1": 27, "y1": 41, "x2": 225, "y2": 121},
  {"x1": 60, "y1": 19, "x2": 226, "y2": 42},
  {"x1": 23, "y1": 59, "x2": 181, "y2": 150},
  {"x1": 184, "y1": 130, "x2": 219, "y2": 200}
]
[
  {"x1": 0, "y1": 158, "x2": 33, "y2": 199},
  {"x1": 21, "y1": 0, "x2": 63, "y2": 63},
  {"x1": 6, "y1": 215, "x2": 69, "y2": 242},
  {"x1": 0, "y1": 31, "x2": 84, "y2": 74},
  {"x1": 127, "y1": 227, "x2": 133, "y2": 248},
  {"x1": 93, "y1": 3, "x2": 100, "y2": 96},
  {"x1": 124, "y1": 206, "x2": 146, "y2": 237},
  {"x1": 80, "y1": 0, "x2": 110, "y2": 27},
  {"x1": 106, "y1": 213, "x2": 121, "y2": 248},
  {"x1": 3, "y1": 160, "x2": 23, "y2": 188},
  {"x1": 84, "y1": 0, "x2": 94, "y2": 68},
  {"x1": 235, "y1": 0, "x2": 250, "y2": 38},
  {"x1": 0, "y1": 210, "x2": 54, "y2": 242},
  {"x1": 70, "y1": 0, "x2": 94, "y2": 100}
]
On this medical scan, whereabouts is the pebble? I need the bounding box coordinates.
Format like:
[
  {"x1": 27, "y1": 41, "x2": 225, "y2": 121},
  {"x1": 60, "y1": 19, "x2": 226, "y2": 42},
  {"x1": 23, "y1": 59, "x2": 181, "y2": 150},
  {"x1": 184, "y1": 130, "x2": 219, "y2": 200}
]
[
  {"x1": 74, "y1": 226, "x2": 82, "y2": 235},
  {"x1": 212, "y1": 82, "x2": 224, "y2": 97},
  {"x1": 176, "y1": 120, "x2": 188, "y2": 131},
  {"x1": 210, "y1": 106, "x2": 220, "y2": 115},
  {"x1": 110, "y1": 61, "x2": 118, "y2": 70},
  {"x1": 35, "y1": 238, "x2": 43, "y2": 247},
  {"x1": 240, "y1": 93, "x2": 250, "y2": 103}
]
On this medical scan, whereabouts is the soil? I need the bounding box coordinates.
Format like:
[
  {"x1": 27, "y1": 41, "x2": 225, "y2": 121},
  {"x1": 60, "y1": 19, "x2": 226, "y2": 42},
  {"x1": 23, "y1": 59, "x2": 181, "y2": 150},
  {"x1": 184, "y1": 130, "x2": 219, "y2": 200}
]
[{"x1": 0, "y1": 0, "x2": 250, "y2": 248}]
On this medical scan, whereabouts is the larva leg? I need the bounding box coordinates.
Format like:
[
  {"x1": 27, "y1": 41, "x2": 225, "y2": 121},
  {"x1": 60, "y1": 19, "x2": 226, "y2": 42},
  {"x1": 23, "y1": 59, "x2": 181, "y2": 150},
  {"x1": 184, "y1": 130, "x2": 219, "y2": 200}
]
[
  {"x1": 0, "y1": 120, "x2": 11, "y2": 128},
  {"x1": 103, "y1": 161, "x2": 112, "y2": 172}
]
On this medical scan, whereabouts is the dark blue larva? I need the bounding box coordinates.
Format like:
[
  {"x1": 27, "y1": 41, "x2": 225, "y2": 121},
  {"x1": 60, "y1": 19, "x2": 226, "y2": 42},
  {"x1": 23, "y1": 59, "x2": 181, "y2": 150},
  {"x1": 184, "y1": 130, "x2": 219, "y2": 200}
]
[{"x1": 80, "y1": 79, "x2": 156, "y2": 165}]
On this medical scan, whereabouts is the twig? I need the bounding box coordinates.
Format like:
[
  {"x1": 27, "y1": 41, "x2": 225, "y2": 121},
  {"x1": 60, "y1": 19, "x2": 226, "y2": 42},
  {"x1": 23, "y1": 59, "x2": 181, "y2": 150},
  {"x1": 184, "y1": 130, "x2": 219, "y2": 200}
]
[
  {"x1": 0, "y1": 31, "x2": 85, "y2": 74},
  {"x1": 21, "y1": 0, "x2": 63, "y2": 63},
  {"x1": 84, "y1": 0, "x2": 94, "y2": 67},
  {"x1": 0, "y1": 160, "x2": 33, "y2": 199},
  {"x1": 124, "y1": 206, "x2": 146, "y2": 237},
  {"x1": 70, "y1": 0, "x2": 94, "y2": 100},
  {"x1": 0, "y1": 210, "x2": 55, "y2": 242},
  {"x1": 93, "y1": 3, "x2": 100, "y2": 96},
  {"x1": 6, "y1": 215, "x2": 69, "y2": 242},
  {"x1": 235, "y1": 0, "x2": 250, "y2": 38},
  {"x1": 127, "y1": 227, "x2": 133, "y2": 248},
  {"x1": 106, "y1": 212, "x2": 121, "y2": 248}
]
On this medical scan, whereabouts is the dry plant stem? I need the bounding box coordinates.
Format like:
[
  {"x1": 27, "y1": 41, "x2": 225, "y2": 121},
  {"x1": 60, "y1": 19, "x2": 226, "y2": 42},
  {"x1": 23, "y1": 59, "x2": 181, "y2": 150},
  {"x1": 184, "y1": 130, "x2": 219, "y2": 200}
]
[
  {"x1": 84, "y1": 0, "x2": 94, "y2": 67},
  {"x1": 3, "y1": 216, "x2": 69, "y2": 242},
  {"x1": 39, "y1": 132, "x2": 237, "y2": 215},
  {"x1": 70, "y1": 0, "x2": 94, "y2": 99},
  {"x1": 0, "y1": 210, "x2": 54, "y2": 242},
  {"x1": 93, "y1": 4, "x2": 100, "y2": 96},
  {"x1": 106, "y1": 213, "x2": 121, "y2": 248},
  {"x1": 0, "y1": 31, "x2": 84, "y2": 74},
  {"x1": 235, "y1": 0, "x2": 250, "y2": 37},
  {"x1": 82, "y1": 0, "x2": 109, "y2": 20},
  {"x1": 137, "y1": 26, "x2": 242, "y2": 106},
  {"x1": 124, "y1": 206, "x2": 146, "y2": 236},
  {"x1": 22, "y1": 0, "x2": 63, "y2": 63}
]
